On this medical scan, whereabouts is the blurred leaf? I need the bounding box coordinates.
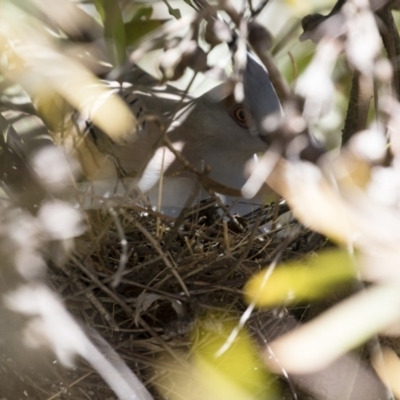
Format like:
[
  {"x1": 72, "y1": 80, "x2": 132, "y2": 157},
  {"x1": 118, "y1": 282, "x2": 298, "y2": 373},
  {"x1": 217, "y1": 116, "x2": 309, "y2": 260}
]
[
  {"x1": 132, "y1": 6, "x2": 153, "y2": 20},
  {"x1": 168, "y1": 7, "x2": 181, "y2": 19},
  {"x1": 93, "y1": 0, "x2": 105, "y2": 20},
  {"x1": 270, "y1": 283, "x2": 400, "y2": 374},
  {"x1": 157, "y1": 320, "x2": 275, "y2": 400},
  {"x1": 0, "y1": 1, "x2": 138, "y2": 143},
  {"x1": 266, "y1": 160, "x2": 357, "y2": 244},
  {"x1": 163, "y1": 0, "x2": 182, "y2": 19},
  {"x1": 6, "y1": 0, "x2": 39, "y2": 19},
  {"x1": 94, "y1": 0, "x2": 126, "y2": 66},
  {"x1": 245, "y1": 250, "x2": 357, "y2": 306},
  {"x1": 195, "y1": 322, "x2": 273, "y2": 397},
  {"x1": 34, "y1": 88, "x2": 69, "y2": 132},
  {"x1": 373, "y1": 348, "x2": 400, "y2": 399},
  {"x1": 0, "y1": 114, "x2": 9, "y2": 134},
  {"x1": 125, "y1": 20, "x2": 166, "y2": 45},
  {"x1": 29, "y1": 0, "x2": 103, "y2": 42}
]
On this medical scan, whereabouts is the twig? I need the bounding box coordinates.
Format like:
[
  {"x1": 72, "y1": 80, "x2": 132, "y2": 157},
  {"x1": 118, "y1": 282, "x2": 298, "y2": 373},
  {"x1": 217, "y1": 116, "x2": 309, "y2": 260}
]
[
  {"x1": 109, "y1": 207, "x2": 129, "y2": 288},
  {"x1": 376, "y1": 4, "x2": 400, "y2": 99},
  {"x1": 58, "y1": 262, "x2": 120, "y2": 331},
  {"x1": 71, "y1": 255, "x2": 186, "y2": 365},
  {"x1": 342, "y1": 71, "x2": 373, "y2": 145}
]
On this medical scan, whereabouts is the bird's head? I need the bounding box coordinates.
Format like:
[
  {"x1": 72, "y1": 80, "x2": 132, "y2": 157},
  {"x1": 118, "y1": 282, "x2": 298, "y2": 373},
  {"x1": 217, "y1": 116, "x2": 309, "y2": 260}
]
[{"x1": 175, "y1": 51, "x2": 281, "y2": 157}]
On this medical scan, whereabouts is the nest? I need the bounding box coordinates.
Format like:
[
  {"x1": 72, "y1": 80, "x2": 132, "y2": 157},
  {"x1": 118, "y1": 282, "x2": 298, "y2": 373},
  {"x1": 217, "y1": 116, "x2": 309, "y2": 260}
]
[{"x1": 0, "y1": 197, "x2": 326, "y2": 400}]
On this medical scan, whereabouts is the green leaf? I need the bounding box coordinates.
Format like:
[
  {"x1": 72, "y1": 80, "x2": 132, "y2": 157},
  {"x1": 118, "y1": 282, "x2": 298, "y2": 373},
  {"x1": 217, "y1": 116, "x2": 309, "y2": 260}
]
[
  {"x1": 131, "y1": 6, "x2": 153, "y2": 21},
  {"x1": 245, "y1": 250, "x2": 357, "y2": 306},
  {"x1": 94, "y1": 0, "x2": 126, "y2": 66},
  {"x1": 163, "y1": 0, "x2": 181, "y2": 19},
  {"x1": 125, "y1": 19, "x2": 165, "y2": 45},
  {"x1": 195, "y1": 322, "x2": 274, "y2": 398},
  {"x1": 93, "y1": 0, "x2": 105, "y2": 21},
  {"x1": 271, "y1": 283, "x2": 400, "y2": 374},
  {"x1": 168, "y1": 7, "x2": 181, "y2": 19},
  {"x1": 157, "y1": 320, "x2": 276, "y2": 400}
]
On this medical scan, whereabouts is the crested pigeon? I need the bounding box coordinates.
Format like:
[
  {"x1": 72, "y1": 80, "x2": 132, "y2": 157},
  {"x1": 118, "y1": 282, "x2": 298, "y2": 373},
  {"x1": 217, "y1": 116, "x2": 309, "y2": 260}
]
[{"x1": 77, "y1": 51, "x2": 281, "y2": 217}]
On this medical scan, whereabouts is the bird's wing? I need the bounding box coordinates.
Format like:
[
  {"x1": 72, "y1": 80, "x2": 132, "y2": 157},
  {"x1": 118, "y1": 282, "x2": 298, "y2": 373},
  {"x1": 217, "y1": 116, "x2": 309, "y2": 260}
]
[{"x1": 72, "y1": 64, "x2": 193, "y2": 179}]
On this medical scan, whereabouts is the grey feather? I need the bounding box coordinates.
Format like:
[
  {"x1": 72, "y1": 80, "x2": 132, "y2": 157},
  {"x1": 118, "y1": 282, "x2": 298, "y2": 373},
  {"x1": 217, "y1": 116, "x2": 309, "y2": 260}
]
[{"x1": 80, "y1": 51, "x2": 281, "y2": 216}]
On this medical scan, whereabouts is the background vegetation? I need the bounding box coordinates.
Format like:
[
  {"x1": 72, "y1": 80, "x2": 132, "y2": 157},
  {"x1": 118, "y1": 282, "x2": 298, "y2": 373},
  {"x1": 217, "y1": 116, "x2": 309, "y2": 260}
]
[{"x1": 0, "y1": 0, "x2": 399, "y2": 399}]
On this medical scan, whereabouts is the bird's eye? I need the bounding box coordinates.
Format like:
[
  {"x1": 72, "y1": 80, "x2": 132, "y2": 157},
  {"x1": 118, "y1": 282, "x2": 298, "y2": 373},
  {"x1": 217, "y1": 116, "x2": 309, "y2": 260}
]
[{"x1": 231, "y1": 105, "x2": 251, "y2": 128}]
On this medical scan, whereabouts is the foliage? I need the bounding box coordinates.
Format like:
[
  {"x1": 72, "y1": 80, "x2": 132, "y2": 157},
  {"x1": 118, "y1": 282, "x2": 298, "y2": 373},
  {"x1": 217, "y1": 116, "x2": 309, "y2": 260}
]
[{"x1": 0, "y1": 0, "x2": 400, "y2": 400}]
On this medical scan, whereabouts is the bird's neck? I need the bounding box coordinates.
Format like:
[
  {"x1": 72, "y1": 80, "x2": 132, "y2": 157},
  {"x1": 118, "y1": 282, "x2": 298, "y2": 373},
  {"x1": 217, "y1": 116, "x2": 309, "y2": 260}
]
[{"x1": 172, "y1": 145, "x2": 255, "y2": 191}]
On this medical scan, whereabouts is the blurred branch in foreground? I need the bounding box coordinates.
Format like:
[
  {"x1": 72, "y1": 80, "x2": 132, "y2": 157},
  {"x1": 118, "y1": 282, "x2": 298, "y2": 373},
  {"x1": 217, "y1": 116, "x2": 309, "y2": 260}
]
[{"x1": 2, "y1": 0, "x2": 400, "y2": 400}]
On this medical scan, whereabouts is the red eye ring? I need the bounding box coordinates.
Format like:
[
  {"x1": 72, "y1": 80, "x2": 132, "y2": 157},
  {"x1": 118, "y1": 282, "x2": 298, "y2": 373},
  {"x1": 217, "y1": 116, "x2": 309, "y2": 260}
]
[{"x1": 232, "y1": 105, "x2": 251, "y2": 128}]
